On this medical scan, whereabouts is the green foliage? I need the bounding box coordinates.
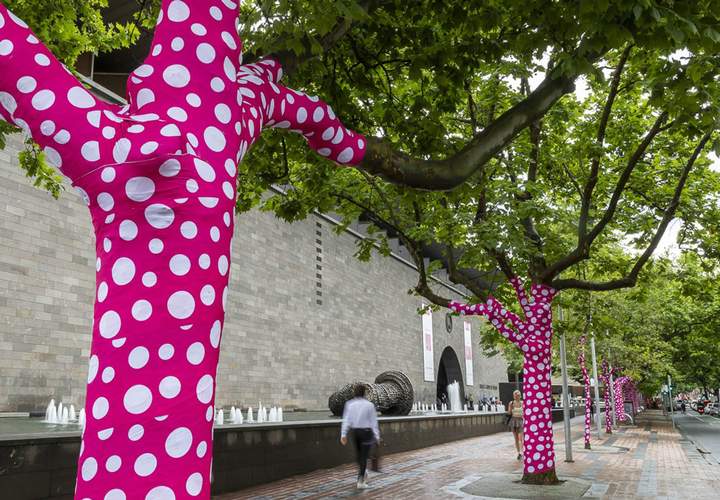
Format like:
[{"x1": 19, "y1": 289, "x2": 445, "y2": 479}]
[{"x1": 0, "y1": 0, "x2": 139, "y2": 195}]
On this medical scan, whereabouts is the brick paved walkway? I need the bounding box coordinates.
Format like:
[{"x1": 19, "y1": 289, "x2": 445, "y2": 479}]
[{"x1": 216, "y1": 412, "x2": 720, "y2": 499}]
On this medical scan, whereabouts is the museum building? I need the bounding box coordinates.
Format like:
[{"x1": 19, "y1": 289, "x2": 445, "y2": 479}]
[{"x1": 0, "y1": 1, "x2": 509, "y2": 414}]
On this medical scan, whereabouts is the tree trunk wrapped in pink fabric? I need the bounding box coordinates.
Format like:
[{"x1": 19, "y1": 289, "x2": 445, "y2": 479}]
[
  {"x1": 0, "y1": 1, "x2": 365, "y2": 498},
  {"x1": 450, "y1": 277, "x2": 558, "y2": 484},
  {"x1": 600, "y1": 361, "x2": 614, "y2": 434},
  {"x1": 577, "y1": 336, "x2": 592, "y2": 449},
  {"x1": 614, "y1": 376, "x2": 630, "y2": 422}
]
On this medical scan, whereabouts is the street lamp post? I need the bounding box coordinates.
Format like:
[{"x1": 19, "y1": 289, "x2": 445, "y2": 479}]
[
  {"x1": 668, "y1": 374, "x2": 675, "y2": 429},
  {"x1": 558, "y1": 305, "x2": 573, "y2": 462},
  {"x1": 590, "y1": 335, "x2": 603, "y2": 438}
]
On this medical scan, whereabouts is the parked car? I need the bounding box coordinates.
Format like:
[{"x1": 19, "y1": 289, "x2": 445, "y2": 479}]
[
  {"x1": 705, "y1": 403, "x2": 719, "y2": 416},
  {"x1": 696, "y1": 401, "x2": 705, "y2": 414}
]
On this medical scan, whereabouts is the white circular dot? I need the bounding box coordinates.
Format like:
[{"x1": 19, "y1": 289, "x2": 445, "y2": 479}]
[
  {"x1": 167, "y1": 107, "x2": 188, "y2": 122},
  {"x1": 112, "y1": 257, "x2": 136, "y2": 286},
  {"x1": 145, "y1": 204, "x2": 175, "y2": 229},
  {"x1": 105, "y1": 488, "x2": 125, "y2": 500},
  {"x1": 163, "y1": 64, "x2": 191, "y2": 88},
  {"x1": 81, "y1": 457, "x2": 98, "y2": 481},
  {"x1": 186, "y1": 93, "x2": 202, "y2": 107},
  {"x1": 132, "y1": 300, "x2": 152, "y2": 321},
  {"x1": 99, "y1": 311, "x2": 121, "y2": 339},
  {"x1": 17, "y1": 76, "x2": 37, "y2": 94},
  {"x1": 101, "y1": 167, "x2": 116, "y2": 183},
  {"x1": 159, "y1": 344, "x2": 175, "y2": 360},
  {"x1": 133, "y1": 452, "x2": 157, "y2": 477},
  {"x1": 167, "y1": 291, "x2": 195, "y2": 319},
  {"x1": 338, "y1": 147, "x2": 354, "y2": 164},
  {"x1": 198, "y1": 254, "x2": 211, "y2": 269},
  {"x1": 210, "y1": 321, "x2": 221, "y2": 348},
  {"x1": 186, "y1": 342, "x2": 205, "y2": 365},
  {"x1": 80, "y1": 140, "x2": 100, "y2": 162},
  {"x1": 102, "y1": 366, "x2": 115, "y2": 383},
  {"x1": 196, "y1": 441, "x2": 207, "y2": 458},
  {"x1": 196, "y1": 374, "x2": 214, "y2": 404},
  {"x1": 211, "y1": 77, "x2": 225, "y2": 92},
  {"x1": 191, "y1": 23, "x2": 207, "y2": 36},
  {"x1": 200, "y1": 285, "x2": 215, "y2": 306},
  {"x1": 168, "y1": 0, "x2": 190, "y2": 22},
  {"x1": 181, "y1": 221, "x2": 198, "y2": 239},
  {"x1": 88, "y1": 355, "x2": 99, "y2": 383},
  {"x1": 128, "y1": 346, "x2": 150, "y2": 369},
  {"x1": 105, "y1": 455, "x2": 121, "y2": 473},
  {"x1": 196, "y1": 43, "x2": 216, "y2": 64},
  {"x1": 159, "y1": 376, "x2": 181, "y2": 399},
  {"x1": 126, "y1": 177, "x2": 155, "y2": 202},
  {"x1": 204, "y1": 126, "x2": 226, "y2": 152},
  {"x1": 97, "y1": 192, "x2": 114, "y2": 211},
  {"x1": 214, "y1": 103, "x2": 231, "y2": 124},
  {"x1": 165, "y1": 427, "x2": 193, "y2": 458},
  {"x1": 0, "y1": 40, "x2": 14, "y2": 56},
  {"x1": 194, "y1": 158, "x2": 215, "y2": 182},
  {"x1": 35, "y1": 53, "x2": 51, "y2": 66},
  {"x1": 186, "y1": 472, "x2": 203, "y2": 496},
  {"x1": 149, "y1": 238, "x2": 164, "y2": 254},
  {"x1": 171, "y1": 36, "x2": 184, "y2": 51},
  {"x1": 124, "y1": 385, "x2": 152, "y2": 414},
  {"x1": 169, "y1": 254, "x2": 191, "y2": 276},
  {"x1": 68, "y1": 86, "x2": 95, "y2": 108},
  {"x1": 128, "y1": 424, "x2": 144, "y2": 441},
  {"x1": 159, "y1": 158, "x2": 182, "y2": 177},
  {"x1": 119, "y1": 220, "x2": 138, "y2": 241},
  {"x1": 218, "y1": 255, "x2": 229, "y2": 275},
  {"x1": 210, "y1": 227, "x2": 220, "y2": 242},
  {"x1": 186, "y1": 179, "x2": 199, "y2": 193},
  {"x1": 146, "y1": 486, "x2": 175, "y2": 500},
  {"x1": 92, "y1": 397, "x2": 109, "y2": 419},
  {"x1": 141, "y1": 142, "x2": 159, "y2": 155},
  {"x1": 134, "y1": 64, "x2": 154, "y2": 78},
  {"x1": 31, "y1": 90, "x2": 55, "y2": 111},
  {"x1": 142, "y1": 272, "x2": 158, "y2": 287},
  {"x1": 98, "y1": 282, "x2": 109, "y2": 303}
]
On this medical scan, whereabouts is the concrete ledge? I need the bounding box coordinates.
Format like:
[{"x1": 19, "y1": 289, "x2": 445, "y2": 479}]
[{"x1": 0, "y1": 412, "x2": 507, "y2": 498}]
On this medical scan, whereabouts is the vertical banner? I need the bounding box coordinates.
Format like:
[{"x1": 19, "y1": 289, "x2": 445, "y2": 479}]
[
  {"x1": 464, "y1": 321, "x2": 474, "y2": 386},
  {"x1": 422, "y1": 305, "x2": 434, "y2": 381}
]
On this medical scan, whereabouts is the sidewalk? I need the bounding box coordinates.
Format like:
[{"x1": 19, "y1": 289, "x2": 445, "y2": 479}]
[{"x1": 215, "y1": 411, "x2": 720, "y2": 499}]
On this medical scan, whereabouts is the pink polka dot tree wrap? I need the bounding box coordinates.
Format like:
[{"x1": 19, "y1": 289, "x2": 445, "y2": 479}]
[
  {"x1": 0, "y1": 1, "x2": 366, "y2": 498},
  {"x1": 449, "y1": 277, "x2": 558, "y2": 479}
]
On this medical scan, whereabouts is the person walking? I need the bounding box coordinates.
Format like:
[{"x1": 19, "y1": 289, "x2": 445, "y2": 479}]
[
  {"x1": 340, "y1": 385, "x2": 380, "y2": 489},
  {"x1": 507, "y1": 390, "x2": 524, "y2": 460}
]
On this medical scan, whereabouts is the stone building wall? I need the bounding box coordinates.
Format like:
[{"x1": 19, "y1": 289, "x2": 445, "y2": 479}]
[{"x1": 0, "y1": 134, "x2": 507, "y2": 412}]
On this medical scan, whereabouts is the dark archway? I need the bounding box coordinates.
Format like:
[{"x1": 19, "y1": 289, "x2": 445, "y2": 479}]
[{"x1": 437, "y1": 346, "x2": 465, "y2": 406}]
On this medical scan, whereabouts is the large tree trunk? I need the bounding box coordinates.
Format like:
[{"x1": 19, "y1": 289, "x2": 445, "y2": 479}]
[
  {"x1": 520, "y1": 340, "x2": 559, "y2": 484},
  {"x1": 0, "y1": 1, "x2": 366, "y2": 498},
  {"x1": 451, "y1": 278, "x2": 561, "y2": 485},
  {"x1": 76, "y1": 155, "x2": 233, "y2": 498},
  {"x1": 578, "y1": 341, "x2": 592, "y2": 449},
  {"x1": 601, "y1": 362, "x2": 613, "y2": 434}
]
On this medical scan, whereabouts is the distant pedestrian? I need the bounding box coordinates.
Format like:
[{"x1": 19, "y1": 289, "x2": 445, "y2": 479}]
[
  {"x1": 681, "y1": 401, "x2": 686, "y2": 414},
  {"x1": 507, "y1": 390, "x2": 524, "y2": 460},
  {"x1": 340, "y1": 385, "x2": 380, "y2": 489}
]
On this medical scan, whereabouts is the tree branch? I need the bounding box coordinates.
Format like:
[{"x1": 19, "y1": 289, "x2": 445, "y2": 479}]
[
  {"x1": 540, "y1": 111, "x2": 669, "y2": 281},
  {"x1": 578, "y1": 45, "x2": 632, "y2": 240},
  {"x1": 552, "y1": 131, "x2": 713, "y2": 291},
  {"x1": 359, "y1": 69, "x2": 578, "y2": 190}
]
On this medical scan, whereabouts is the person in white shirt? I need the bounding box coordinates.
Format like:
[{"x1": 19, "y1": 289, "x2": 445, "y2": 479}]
[{"x1": 340, "y1": 385, "x2": 380, "y2": 489}]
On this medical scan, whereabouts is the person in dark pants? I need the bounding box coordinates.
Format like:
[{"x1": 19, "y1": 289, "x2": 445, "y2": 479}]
[{"x1": 340, "y1": 385, "x2": 380, "y2": 489}]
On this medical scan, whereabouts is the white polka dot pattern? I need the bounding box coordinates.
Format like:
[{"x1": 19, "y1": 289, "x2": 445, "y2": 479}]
[
  {"x1": 0, "y1": 1, "x2": 368, "y2": 498},
  {"x1": 449, "y1": 277, "x2": 559, "y2": 479}
]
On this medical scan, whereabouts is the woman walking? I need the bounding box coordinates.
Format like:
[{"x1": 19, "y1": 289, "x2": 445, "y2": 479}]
[{"x1": 507, "y1": 390, "x2": 524, "y2": 460}]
